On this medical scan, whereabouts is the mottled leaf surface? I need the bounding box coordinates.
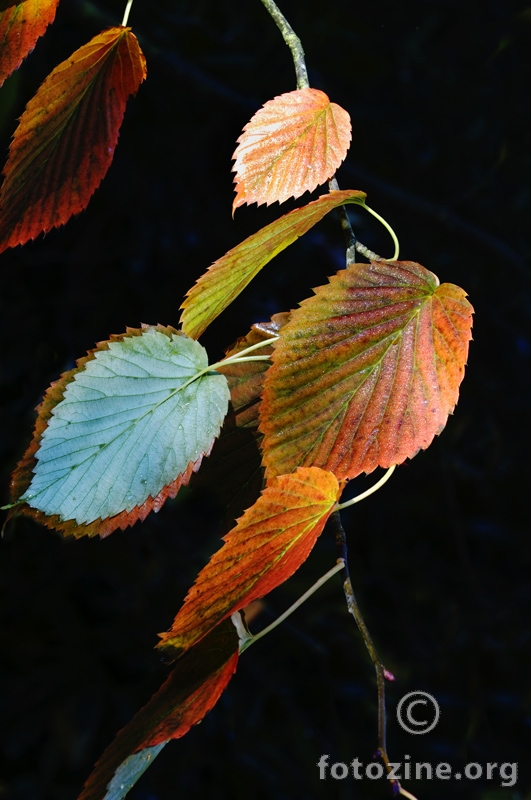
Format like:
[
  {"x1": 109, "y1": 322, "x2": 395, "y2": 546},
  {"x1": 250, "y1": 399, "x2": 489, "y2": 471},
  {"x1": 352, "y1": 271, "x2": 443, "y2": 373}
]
[
  {"x1": 78, "y1": 620, "x2": 239, "y2": 800},
  {"x1": 0, "y1": 0, "x2": 59, "y2": 87},
  {"x1": 0, "y1": 26, "x2": 146, "y2": 253},
  {"x1": 260, "y1": 261, "x2": 473, "y2": 479},
  {"x1": 232, "y1": 88, "x2": 351, "y2": 211},
  {"x1": 158, "y1": 467, "x2": 340, "y2": 660},
  {"x1": 180, "y1": 190, "x2": 365, "y2": 339},
  {"x1": 12, "y1": 326, "x2": 229, "y2": 536}
]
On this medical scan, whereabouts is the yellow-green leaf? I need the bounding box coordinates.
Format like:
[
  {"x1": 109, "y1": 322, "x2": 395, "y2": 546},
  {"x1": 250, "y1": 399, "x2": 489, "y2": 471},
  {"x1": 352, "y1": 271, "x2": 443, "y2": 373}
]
[{"x1": 180, "y1": 189, "x2": 366, "y2": 339}]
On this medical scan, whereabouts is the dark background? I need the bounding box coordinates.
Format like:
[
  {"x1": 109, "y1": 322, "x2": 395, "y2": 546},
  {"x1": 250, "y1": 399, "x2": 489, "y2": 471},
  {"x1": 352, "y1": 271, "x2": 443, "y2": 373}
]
[{"x1": 1, "y1": 0, "x2": 530, "y2": 798}]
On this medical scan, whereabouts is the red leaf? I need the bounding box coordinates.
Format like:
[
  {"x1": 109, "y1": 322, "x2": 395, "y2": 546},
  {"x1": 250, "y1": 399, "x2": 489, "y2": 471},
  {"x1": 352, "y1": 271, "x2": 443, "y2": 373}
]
[
  {"x1": 260, "y1": 261, "x2": 473, "y2": 479},
  {"x1": 158, "y1": 467, "x2": 340, "y2": 660},
  {"x1": 0, "y1": 0, "x2": 59, "y2": 87},
  {"x1": 78, "y1": 620, "x2": 239, "y2": 800},
  {"x1": 232, "y1": 88, "x2": 351, "y2": 211},
  {"x1": 0, "y1": 26, "x2": 146, "y2": 253}
]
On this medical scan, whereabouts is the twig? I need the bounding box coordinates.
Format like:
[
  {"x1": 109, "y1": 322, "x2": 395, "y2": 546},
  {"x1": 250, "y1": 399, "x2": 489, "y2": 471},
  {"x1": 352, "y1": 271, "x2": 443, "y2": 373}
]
[
  {"x1": 260, "y1": 0, "x2": 363, "y2": 267},
  {"x1": 330, "y1": 511, "x2": 393, "y2": 756},
  {"x1": 260, "y1": 0, "x2": 309, "y2": 89},
  {"x1": 329, "y1": 177, "x2": 357, "y2": 266},
  {"x1": 330, "y1": 512, "x2": 419, "y2": 800},
  {"x1": 261, "y1": 0, "x2": 399, "y2": 267}
]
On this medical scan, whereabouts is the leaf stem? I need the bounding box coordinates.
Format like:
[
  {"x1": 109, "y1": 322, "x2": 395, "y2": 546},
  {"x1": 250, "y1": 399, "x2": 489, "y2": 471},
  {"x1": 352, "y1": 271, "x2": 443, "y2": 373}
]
[
  {"x1": 121, "y1": 0, "x2": 134, "y2": 26},
  {"x1": 234, "y1": 559, "x2": 345, "y2": 654},
  {"x1": 362, "y1": 204, "x2": 400, "y2": 260},
  {"x1": 260, "y1": 0, "x2": 309, "y2": 89},
  {"x1": 222, "y1": 355, "x2": 272, "y2": 364},
  {"x1": 211, "y1": 334, "x2": 279, "y2": 371},
  {"x1": 335, "y1": 465, "x2": 396, "y2": 511}
]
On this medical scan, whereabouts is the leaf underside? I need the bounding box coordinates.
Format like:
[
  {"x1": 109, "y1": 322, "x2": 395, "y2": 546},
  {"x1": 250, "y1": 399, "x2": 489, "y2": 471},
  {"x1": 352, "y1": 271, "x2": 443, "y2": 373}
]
[
  {"x1": 78, "y1": 619, "x2": 239, "y2": 800},
  {"x1": 0, "y1": 0, "x2": 59, "y2": 88},
  {"x1": 0, "y1": 26, "x2": 146, "y2": 253},
  {"x1": 180, "y1": 189, "x2": 366, "y2": 339},
  {"x1": 260, "y1": 261, "x2": 473, "y2": 480},
  {"x1": 158, "y1": 466, "x2": 340, "y2": 660},
  {"x1": 232, "y1": 88, "x2": 352, "y2": 211},
  {"x1": 11, "y1": 326, "x2": 230, "y2": 537}
]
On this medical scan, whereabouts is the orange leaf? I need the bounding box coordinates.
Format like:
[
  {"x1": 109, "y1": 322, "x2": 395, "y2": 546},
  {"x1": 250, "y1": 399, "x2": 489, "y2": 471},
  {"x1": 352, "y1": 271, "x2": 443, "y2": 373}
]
[
  {"x1": 158, "y1": 467, "x2": 340, "y2": 660},
  {"x1": 78, "y1": 619, "x2": 239, "y2": 800},
  {"x1": 0, "y1": 0, "x2": 59, "y2": 87},
  {"x1": 260, "y1": 261, "x2": 473, "y2": 479},
  {"x1": 232, "y1": 88, "x2": 351, "y2": 211},
  {"x1": 0, "y1": 26, "x2": 146, "y2": 253}
]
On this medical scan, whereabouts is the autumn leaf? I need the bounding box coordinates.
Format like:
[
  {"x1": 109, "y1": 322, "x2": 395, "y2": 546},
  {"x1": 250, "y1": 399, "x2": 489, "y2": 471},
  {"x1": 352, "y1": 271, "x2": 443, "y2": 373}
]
[
  {"x1": 158, "y1": 467, "x2": 340, "y2": 660},
  {"x1": 218, "y1": 312, "x2": 290, "y2": 428},
  {"x1": 78, "y1": 619, "x2": 239, "y2": 800},
  {"x1": 180, "y1": 189, "x2": 366, "y2": 339},
  {"x1": 0, "y1": 0, "x2": 59, "y2": 87},
  {"x1": 260, "y1": 261, "x2": 473, "y2": 479},
  {"x1": 232, "y1": 88, "x2": 351, "y2": 211},
  {"x1": 0, "y1": 26, "x2": 146, "y2": 253},
  {"x1": 190, "y1": 314, "x2": 291, "y2": 531},
  {"x1": 9, "y1": 326, "x2": 230, "y2": 538}
]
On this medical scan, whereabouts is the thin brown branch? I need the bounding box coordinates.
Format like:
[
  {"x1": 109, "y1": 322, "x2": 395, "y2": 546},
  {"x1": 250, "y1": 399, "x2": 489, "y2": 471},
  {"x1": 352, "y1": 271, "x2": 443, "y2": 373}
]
[
  {"x1": 330, "y1": 510, "x2": 420, "y2": 797},
  {"x1": 260, "y1": 0, "x2": 309, "y2": 89},
  {"x1": 330, "y1": 511, "x2": 391, "y2": 753},
  {"x1": 259, "y1": 0, "x2": 371, "y2": 266}
]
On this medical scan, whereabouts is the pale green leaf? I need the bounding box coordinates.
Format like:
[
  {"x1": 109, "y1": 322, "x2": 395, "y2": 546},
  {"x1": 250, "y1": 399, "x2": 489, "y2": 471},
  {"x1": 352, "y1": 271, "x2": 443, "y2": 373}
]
[{"x1": 21, "y1": 328, "x2": 230, "y2": 525}]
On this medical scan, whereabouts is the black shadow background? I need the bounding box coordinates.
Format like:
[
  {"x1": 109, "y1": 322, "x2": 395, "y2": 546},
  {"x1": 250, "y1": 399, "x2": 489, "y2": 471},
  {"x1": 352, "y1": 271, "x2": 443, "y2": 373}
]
[{"x1": 0, "y1": 1, "x2": 530, "y2": 798}]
